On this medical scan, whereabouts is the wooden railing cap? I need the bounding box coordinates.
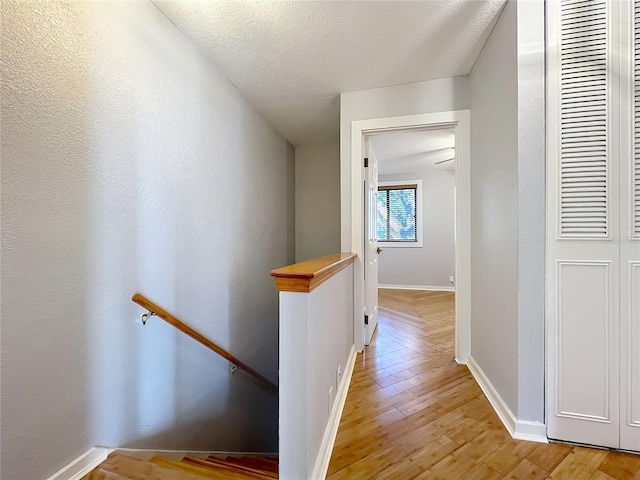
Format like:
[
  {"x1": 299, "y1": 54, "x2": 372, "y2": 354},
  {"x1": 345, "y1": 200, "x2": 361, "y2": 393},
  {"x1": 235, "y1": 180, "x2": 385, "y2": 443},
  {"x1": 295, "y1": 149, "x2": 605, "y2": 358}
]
[{"x1": 270, "y1": 253, "x2": 356, "y2": 293}]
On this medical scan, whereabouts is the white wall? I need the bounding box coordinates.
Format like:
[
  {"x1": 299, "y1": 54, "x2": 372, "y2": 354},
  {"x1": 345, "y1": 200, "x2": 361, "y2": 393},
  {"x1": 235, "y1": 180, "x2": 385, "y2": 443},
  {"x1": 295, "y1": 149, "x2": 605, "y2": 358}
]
[
  {"x1": 0, "y1": 2, "x2": 294, "y2": 479},
  {"x1": 468, "y1": 0, "x2": 546, "y2": 428},
  {"x1": 515, "y1": 0, "x2": 545, "y2": 426},
  {"x1": 340, "y1": 77, "x2": 470, "y2": 251},
  {"x1": 469, "y1": 0, "x2": 519, "y2": 417},
  {"x1": 295, "y1": 143, "x2": 341, "y2": 262},
  {"x1": 279, "y1": 265, "x2": 354, "y2": 479},
  {"x1": 378, "y1": 170, "x2": 455, "y2": 289}
]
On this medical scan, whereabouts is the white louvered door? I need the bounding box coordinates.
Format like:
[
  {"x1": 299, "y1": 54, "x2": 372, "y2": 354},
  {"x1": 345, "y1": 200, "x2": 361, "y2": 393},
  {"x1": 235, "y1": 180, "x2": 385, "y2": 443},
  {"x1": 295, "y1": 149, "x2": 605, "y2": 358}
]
[
  {"x1": 547, "y1": 0, "x2": 640, "y2": 452},
  {"x1": 620, "y1": 0, "x2": 640, "y2": 453},
  {"x1": 547, "y1": 0, "x2": 620, "y2": 448}
]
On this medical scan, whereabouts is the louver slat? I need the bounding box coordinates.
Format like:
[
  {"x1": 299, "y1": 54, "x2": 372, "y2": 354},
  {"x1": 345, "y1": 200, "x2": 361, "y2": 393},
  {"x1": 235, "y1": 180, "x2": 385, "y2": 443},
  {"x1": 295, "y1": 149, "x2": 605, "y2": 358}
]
[
  {"x1": 634, "y1": 2, "x2": 640, "y2": 237},
  {"x1": 560, "y1": 0, "x2": 609, "y2": 237}
]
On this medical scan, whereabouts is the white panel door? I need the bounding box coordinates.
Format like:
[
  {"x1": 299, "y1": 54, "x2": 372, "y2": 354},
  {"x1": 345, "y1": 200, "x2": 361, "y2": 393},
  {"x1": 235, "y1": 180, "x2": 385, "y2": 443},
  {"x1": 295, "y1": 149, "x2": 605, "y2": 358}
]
[
  {"x1": 546, "y1": 0, "x2": 621, "y2": 448},
  {"x1": 619, "y1": 0, "x2": 640, "y2": 452},
  {"x1": 364, "y1": 140, "x2": 379, "y2": 345}
]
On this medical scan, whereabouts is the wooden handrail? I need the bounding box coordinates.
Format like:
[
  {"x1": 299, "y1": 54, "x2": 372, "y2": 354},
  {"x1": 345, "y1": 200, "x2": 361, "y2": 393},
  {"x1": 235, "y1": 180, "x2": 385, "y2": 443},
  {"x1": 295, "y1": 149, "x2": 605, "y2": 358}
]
[
  {"x1": 271, "y1": 253, "x2": 357, "y2": 293},
  {"x1": 131, "y1": 293, "x2": 278, "y2": 393}
]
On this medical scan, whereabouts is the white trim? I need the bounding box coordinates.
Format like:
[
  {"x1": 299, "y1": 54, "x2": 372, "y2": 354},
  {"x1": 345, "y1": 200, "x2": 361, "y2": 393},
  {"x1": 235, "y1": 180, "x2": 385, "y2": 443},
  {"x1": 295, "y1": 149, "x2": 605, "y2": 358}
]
[
  {"x1": 310, "y1": 345, "x2": 358, "y2": 480},
  {"x1": 378, "y1": 284, "x2": 455, "y2": 292},
  {"x1": 514, "y1": 421, "x2": 549, "y2": 443},
  {"x1": 377, "y1": 179, "x2": 423, "y2": 247},
  {"x1": 467, "y1": 356, "x2": 548, "y2": 444},
  {"x1": 349, "y1": 110, "x2": 471, "y2": 364},
  {"x1": 46, "y1": 447, "x2": 112, "y2": 480}
]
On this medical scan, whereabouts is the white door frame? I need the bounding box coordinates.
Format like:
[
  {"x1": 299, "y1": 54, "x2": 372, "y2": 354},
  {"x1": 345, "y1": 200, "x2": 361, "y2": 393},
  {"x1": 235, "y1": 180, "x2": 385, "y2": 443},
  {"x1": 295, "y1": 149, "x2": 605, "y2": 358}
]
[{"x1": 350, "y1": 110, "x2": 471, "y2": 363}]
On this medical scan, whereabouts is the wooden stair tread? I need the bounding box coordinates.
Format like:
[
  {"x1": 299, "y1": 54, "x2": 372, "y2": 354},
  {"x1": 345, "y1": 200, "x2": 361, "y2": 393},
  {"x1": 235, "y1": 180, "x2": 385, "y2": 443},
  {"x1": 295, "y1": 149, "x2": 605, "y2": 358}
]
[
  {"x1": 182, "y1": 457, "x2": 275, "y2": 479},
  {"x1": 249, "y1": 457, "x2": 278, "y2": 466},
  {"x1": 90, "y1": 453, "x2": 212, "y2": 480},
  {"x1": 213, "y1": 456, "x2": 278, "y2": 475},
  {"x1": 150, "y1": 456, "x2": 261, "y2": 480},
  {"x1": 81, "y1": 469, "x2": 130, "y2": 480},
  {"x1": 82, "y1": 452, "x2": 279, "y2": 480}
]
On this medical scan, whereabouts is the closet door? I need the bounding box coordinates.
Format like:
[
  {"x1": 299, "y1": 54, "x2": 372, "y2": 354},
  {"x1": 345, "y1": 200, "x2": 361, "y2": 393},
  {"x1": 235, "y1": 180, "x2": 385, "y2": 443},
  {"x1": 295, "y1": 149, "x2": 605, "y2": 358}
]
[
  {"x1": 546, "y1": 0, "x2": 621, "y2": 448},
  {"x1": 620, "y1": 0, "x2": 640, "y2": 453}
]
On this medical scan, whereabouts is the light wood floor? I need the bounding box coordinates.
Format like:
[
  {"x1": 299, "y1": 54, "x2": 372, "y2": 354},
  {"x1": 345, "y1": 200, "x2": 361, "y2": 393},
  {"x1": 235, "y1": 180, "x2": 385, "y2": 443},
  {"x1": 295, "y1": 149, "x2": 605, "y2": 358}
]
[{"x1": 327, "y1": 289, "x2": 640, "y2": 480}]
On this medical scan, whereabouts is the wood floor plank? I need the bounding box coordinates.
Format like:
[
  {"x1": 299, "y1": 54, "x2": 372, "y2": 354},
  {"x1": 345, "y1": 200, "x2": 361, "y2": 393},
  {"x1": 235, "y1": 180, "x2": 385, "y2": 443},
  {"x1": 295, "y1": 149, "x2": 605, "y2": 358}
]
[
  {"x1": 484, "y1": 445, "x2": 527, "y2": 476},
  {"x1": 525, "y1": 443, "x2": 573, "y2": 473},
  {"x1": 327, "y1": 445, "x2": 409, "y2": 480},
  {"x1": 597, "y1": 450, "x2": 640, "y2": 479},
  {"x1": 502, "y1": 458, "x2": 548, "y2": 480},
  {"x1": 327, "y1": 289, "x2": 640, "y2": 480},
  {"x1": 589, "y1": 471, "x2": 618, "y2": 480}
]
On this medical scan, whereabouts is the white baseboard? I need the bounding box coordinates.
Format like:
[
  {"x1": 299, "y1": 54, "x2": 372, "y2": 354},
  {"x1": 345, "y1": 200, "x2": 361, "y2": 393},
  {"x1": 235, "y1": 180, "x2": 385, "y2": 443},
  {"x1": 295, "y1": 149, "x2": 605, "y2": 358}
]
[
  {"x1": 467, "y1": 356, "x2": 547, "y2": 444},
  {"x1": 378, "y1": 284, "x2": 455, "y2": 292},
  {"x1": 310, "y1": 345, "x2": 357, "y2": 480},
  {"x1": 513, "y1": 420, "x2": 548, "y2": 443},
  {"x1": 46, "y1": 447, "x2": 112, "y2": 480}
]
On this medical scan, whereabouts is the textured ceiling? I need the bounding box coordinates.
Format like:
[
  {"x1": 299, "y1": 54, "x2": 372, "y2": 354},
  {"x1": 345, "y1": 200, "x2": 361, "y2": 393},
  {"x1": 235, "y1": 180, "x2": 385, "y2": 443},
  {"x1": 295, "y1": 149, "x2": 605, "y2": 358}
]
[
  {"x1": 153, "y1": 0, "x2": 505, "y2": 146},
  {"x1": 371, "y1": 128, "x2": 456, "y2": 175}
]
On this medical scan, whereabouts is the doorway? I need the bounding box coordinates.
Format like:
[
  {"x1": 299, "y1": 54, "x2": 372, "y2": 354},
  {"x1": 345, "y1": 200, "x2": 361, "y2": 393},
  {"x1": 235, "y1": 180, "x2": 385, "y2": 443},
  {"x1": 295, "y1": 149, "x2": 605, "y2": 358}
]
[
  {"x1": 364, "y1": 128, "x2": 457, "y2": 346},
  {"x1": 349, "y1": 110, "x2": 471, "y2": 363}
]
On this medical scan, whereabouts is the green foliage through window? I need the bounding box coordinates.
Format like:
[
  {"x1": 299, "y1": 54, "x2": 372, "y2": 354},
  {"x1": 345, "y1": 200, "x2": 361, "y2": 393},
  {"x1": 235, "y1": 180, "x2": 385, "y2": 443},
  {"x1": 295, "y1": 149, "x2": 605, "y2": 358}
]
[{"x1": 377, "y1": 185, "x2": 417, "y2": 242}]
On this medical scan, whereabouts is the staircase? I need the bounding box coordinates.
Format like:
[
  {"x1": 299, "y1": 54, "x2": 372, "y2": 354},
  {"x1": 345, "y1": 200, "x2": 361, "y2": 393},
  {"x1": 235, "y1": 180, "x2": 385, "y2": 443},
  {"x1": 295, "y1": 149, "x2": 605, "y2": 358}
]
[{"x1": 83, "y1": 452, "x2": 278, "y2": 480}]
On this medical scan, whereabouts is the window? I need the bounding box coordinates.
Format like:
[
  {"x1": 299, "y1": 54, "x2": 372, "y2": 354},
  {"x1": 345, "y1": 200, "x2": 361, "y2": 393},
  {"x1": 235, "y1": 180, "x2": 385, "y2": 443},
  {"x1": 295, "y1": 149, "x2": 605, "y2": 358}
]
[{"x1": 377, "y1": 181, "x2": 422, "y2": 246}]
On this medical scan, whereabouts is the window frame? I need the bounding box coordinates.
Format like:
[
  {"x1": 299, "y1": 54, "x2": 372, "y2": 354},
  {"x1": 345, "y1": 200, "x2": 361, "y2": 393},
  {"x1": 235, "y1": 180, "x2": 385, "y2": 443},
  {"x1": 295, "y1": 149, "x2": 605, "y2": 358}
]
[{"x1": 377, "y1": 179, "x2": 423, "y2": 248}]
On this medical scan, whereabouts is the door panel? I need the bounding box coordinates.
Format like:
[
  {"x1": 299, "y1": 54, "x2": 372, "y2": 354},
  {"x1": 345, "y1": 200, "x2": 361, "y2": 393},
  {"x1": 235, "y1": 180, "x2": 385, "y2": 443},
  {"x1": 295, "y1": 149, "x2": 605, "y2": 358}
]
[
  {"x1": 552, "y1": 260, "x2": 619, "y2": 447},
  {"x1": 557, "y1": 262, "x2": 612, "y2": 421},
  {"x1": 364, "y1": 140, "x2": 379, "y2": 345},
  {"x1": 548, "y1": 255, "x2": 620, "y2": 447},
  {"x1": 620, "y1": 0, "x2": 640, "y2": 452},
  {"x1": 547, "y1": 0, "x2": 621, "y2": 448}
]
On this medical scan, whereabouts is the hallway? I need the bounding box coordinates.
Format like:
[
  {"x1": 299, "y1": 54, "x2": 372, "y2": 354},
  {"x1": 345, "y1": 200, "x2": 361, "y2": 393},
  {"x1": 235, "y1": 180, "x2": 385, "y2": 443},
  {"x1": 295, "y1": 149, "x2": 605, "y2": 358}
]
[{"x1": 327, "y1": 289, "x2": 640, "y2": 479}]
